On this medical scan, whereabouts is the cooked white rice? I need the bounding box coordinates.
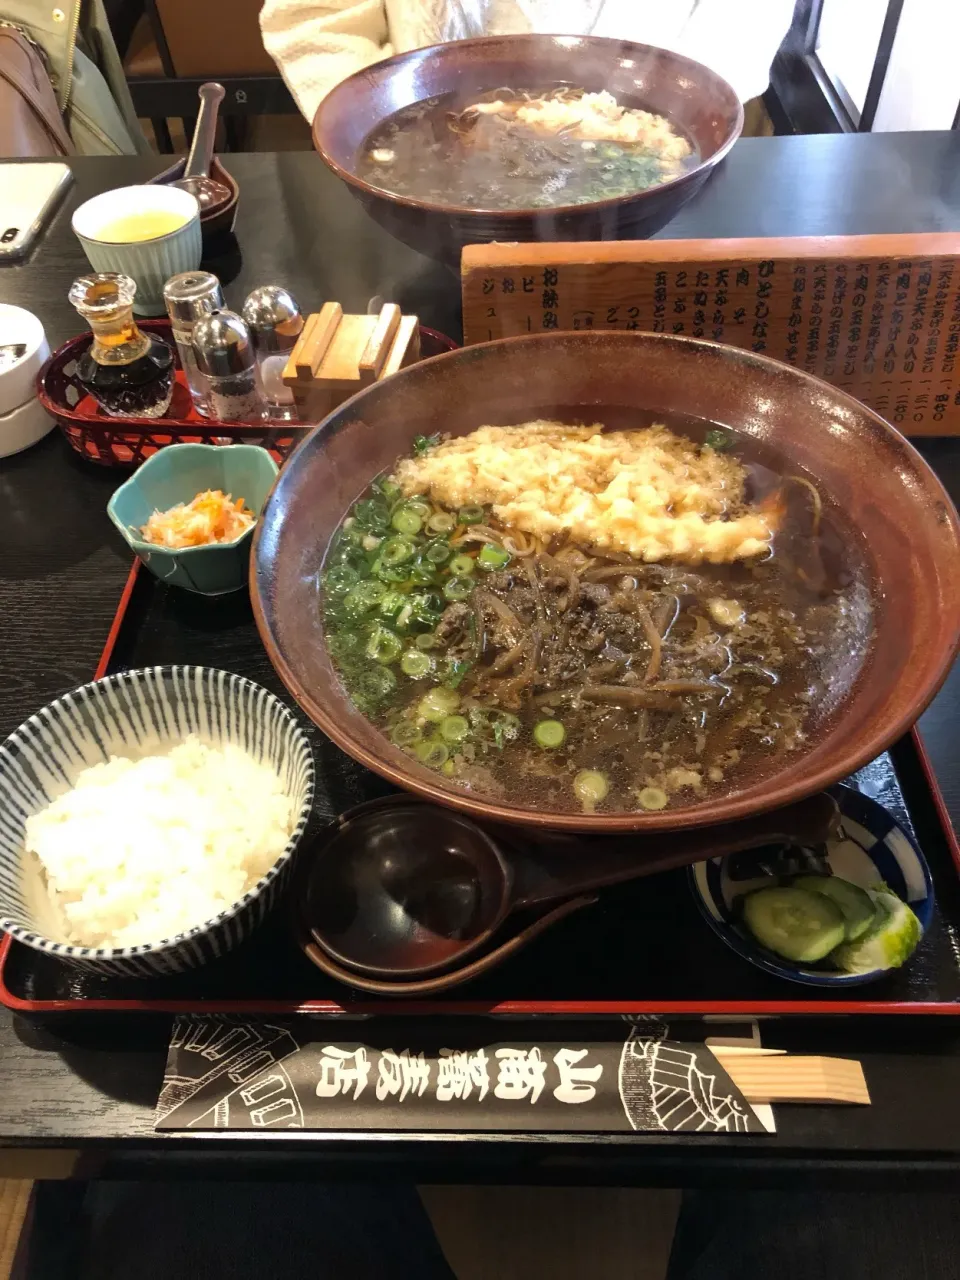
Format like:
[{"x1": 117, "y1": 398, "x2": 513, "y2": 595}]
[{"x1": 24, "y1": 735, "x2": 294, "y2": 949}]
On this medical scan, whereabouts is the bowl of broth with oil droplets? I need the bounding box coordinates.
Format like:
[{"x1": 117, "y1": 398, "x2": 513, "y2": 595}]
[{"x1": 313, "y1": 35, "x2": 743, "y2": 260}]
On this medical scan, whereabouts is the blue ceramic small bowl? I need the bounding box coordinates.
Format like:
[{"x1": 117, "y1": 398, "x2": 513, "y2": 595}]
[
  {"x1": 107, "y1": 444, "x2": 279, "y2": 595},
  {"x1": 689, "y1": 786, "x2": 934, "y2": 987}
]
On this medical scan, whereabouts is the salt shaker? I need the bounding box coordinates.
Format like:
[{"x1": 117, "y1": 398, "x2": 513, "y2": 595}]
[
  {"x1": 241, "y1": 285, "x2": 304, "y2": 421},
  {"x1": 163, "y1": 271, "x2": 223, "y2": 416},
  {"x1": 191, "y1": 310, "x2": 267, "y2": 423}
]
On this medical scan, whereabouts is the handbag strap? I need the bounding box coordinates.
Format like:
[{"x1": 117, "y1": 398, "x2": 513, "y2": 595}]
[{"x1": 0, "y1": 26, "x2": 74, "y2": 155}]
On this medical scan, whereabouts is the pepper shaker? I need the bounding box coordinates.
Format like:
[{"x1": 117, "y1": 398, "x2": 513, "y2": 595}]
[
  {"x1": 191, "y1": 309, "x2": 268, "y2": 424},
  {"x1": 241, "y1": 285, "x2": 304, "y2": 421},
  {"x1": 163, "y1": 271, "x2": 224, "y2": 417}
]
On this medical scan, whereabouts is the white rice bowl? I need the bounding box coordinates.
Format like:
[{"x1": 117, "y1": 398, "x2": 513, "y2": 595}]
[{"x1": 0, "y1": 667, "x2": 315, "y2": 976}]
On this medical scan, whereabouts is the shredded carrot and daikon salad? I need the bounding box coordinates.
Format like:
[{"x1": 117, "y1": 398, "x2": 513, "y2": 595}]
[{"x1": 139, "y1": 489, "x2": 254, "y2": 549}]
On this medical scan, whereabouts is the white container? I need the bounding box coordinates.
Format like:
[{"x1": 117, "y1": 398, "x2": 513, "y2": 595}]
[
  {"x1": 0, "y1": 304, "x2": 51, "y2": 459},
  {"x1": 72, "y1": 185, "x2": 202, "y2": 316}
]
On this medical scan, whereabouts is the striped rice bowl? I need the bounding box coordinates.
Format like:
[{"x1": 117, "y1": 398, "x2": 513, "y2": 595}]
[{"x1": 0, "y1": 667, "x2": 314, "y2": 977}]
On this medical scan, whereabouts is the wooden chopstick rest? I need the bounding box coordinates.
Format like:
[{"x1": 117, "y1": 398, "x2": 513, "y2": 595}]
[
  {"x1": 283, "y1": 301, "x2": 421, "y2": 421},
  {"x1": 711, "y1": 1048, "x2": 870, "y2": 1105}
]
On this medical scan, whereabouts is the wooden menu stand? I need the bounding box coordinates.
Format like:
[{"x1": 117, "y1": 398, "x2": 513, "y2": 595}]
[
  {"x1": 283, "y1": 302, "x2": 421, "y2": 422},
  {"x1": 461, "y1": 233, "x2": 960, "y2": 436}
]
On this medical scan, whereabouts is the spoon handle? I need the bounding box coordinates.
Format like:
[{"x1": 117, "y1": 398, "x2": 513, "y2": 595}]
[
  {"x1": 510, "y1": 792, "x2": 841, "y2": 910},
  {"x1": 301, "y1": 895, "x2": 598, "y2": 996},
  {"x1": 184, "y1": 81, "x2": 226, "y2": 180}
]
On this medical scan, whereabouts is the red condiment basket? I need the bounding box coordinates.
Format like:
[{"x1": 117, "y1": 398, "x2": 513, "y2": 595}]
[{"x1": 37, "y1": 320, "x2": 458, "y2": 468}]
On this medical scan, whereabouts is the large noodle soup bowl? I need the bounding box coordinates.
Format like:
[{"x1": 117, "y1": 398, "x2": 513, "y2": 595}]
[
  {"x1": 252, "y1": 332, "x2": 960, "y2": 835},
  {"x1": 312, "y1": 34, "x2": 743, "y2": 260}
]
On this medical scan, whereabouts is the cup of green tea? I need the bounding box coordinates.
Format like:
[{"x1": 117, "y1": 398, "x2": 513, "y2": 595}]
[{"x1": 72, "y1": 185, "x2": 202, "y2": 316}]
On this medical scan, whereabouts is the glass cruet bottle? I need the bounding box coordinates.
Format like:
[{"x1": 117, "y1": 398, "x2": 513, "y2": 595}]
[{"x1": 68, "y1": 272, "x2": 175, "y2": 418}]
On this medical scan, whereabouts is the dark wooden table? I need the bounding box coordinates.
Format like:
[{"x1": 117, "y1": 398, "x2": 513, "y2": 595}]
[{"x1": 2, "y1": 134, "x2": 960, "y2": 1182}]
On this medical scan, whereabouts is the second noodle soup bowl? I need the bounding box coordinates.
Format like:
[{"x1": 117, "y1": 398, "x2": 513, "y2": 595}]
[{"x1": 251, "y1": 332, "x2": 960, "y2": 836}]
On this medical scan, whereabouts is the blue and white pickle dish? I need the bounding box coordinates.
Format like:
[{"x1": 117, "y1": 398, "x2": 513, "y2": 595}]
[
  {"x1": 0, "y1": 666, "x2": 314, "y2": 977},
  {"x1": 107, "y1": 443, "x2": 278, "y2": 595},
  {"x1": 690, "y1": 786, "x2": 933, "y2": 987}
]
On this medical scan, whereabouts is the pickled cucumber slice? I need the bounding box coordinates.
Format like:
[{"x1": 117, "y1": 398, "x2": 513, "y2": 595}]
[
  {"x1": 792, "y1": 875, "x2": 878, "y2": 943},
  {"x1": 741, "y1": 887, "x2": 846, "y2": 964},
  {"x1": 831, "y1": 891, "x2": 922, "y2": 974}
]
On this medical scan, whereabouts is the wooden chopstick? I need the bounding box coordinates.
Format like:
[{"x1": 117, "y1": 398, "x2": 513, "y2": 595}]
[{"x1": 711, "y1": 1048, "x2": 870, "y2": 1105}]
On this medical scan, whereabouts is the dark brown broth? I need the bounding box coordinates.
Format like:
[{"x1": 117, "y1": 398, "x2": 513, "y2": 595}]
[
  {"x1": 322, "y1": 428, "x2": 874, "y2": 816},
  {"x1": 357, "y1": 86, "x2": 699, "y2": 212}
]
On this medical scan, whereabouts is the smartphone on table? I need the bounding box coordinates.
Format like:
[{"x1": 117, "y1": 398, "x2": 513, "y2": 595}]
[{"x1": 0, "y1": 162, "x2": 72, "y2": 261}]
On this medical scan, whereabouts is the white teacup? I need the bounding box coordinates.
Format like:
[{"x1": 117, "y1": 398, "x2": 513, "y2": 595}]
[{"x1": 72, "y1": 185, "x2": 202, "y2": 316}]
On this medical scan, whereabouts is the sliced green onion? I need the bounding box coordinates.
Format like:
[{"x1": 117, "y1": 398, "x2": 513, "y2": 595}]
[
  {"x1": 391, "y1": 719, "x2": 422, "y2": 747},
  {"x1": 425, "y1": 541, "x2": 453, "y2": 566},
  {"x1": 409, "y1": 592, "x2": 444, "y2": 625},
  {"x1": 418, "y1": 686, "x2": 461, "y2": 723},
  {"x1": 410, "y1": 562, "x2": 438, "y2": 585},
  {"x1": 574, "y1": 770, "x2": 609, "y2": 810},
  {"x1": 415, "y1": 632, "x2": 440, "y2": 651},
  {"x1": 380, "y1": 536, "x2": 416, "y2": 567},
  {"x1": 478, "y1": 544, "x2": 512, "y2": 571},
  {"x1": 449, "y1": 553, "x2": 476, "y2": 576},
  {"x1": 365, "y1": 625, "x2": 402, "y2": 664},
  {"x1": 353, "y1": 498, "x2": 390, "y2": 531},
  {"x1": 458, "y1": 505, "x2": 484, "y2": 525},
  {"x1": 327, "y1": 630, "x2": 364, "y2": 661},
  {"x1": 445, "y1": 657, "x2": 473, "y2": 689},
  {"x1": 534, "y1": 719, "x2": 566, "y2": 749},
  {"x1": 441, "y1": 759, "x2": 456, "y2": 777},
  {"x1": 323, "y1": 564, "x2": 361, "y2": 596},
  {"x1": 353, "y1": 663, "x2": 396, "y2": 712},
  {"x1": 373, "y1": 559, "x2": 413, "y2": 584},
  {"x1": 414, "y1": 738, "x2": 449, "y2": 768},
  {"x1": 378, "y1": 590, "x2": 407, "y2": 619},
  {"x1": 374, "y1": 477, "x2": 402, "y2": 505},
  {"x1": 637, "y1": 786, "x2": 669, "y2": 811},
  {"x1": 443, "y1": 577, "x2": 474, "y2": 602},
  {"x1": 439, "y1": 714, "x2": 470, "y2": 744},
  {"x1": 343, "y1": 580, "x2": 386, "y2": 616},
  {"x1": 492, "y1": 711, "x2": 521, "y2": 740},
  {"x1": 413, "y1": 434, "x2": 439, "y2": 456},
  {"x1": 405, "y1": 499, "x2": 432, "y2": 520},
  {"x1": 391, "y1": 506, "x2": 423, "y2": 535},
  {"x1": 426, "y1": 511, "x2": 456, "y2": 535},
  {"x1": 361, "y1": 534, "x2": 382, "y2": 552},
  {"x1": 704, "y1": 428, "x2": 733, "y2": 452},
  {"x1": 490, "y1": 710, "x2": 521, "y2": 751},
  {"x1": 401, "y1": 649, "x2": 434, "y2": 678},
  {"x1": 329, "y1": 534, "x2": 364, "y2": 563}
]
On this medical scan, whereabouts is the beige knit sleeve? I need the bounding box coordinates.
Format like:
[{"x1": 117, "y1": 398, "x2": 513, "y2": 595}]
[{"x1": 259, "y1": 0, "x2": 392, "y2": 123}]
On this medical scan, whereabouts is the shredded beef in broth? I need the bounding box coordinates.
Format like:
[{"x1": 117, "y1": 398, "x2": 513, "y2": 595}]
[{"x1": 322, "y1": 423, "x2": 873, "y2": 816}]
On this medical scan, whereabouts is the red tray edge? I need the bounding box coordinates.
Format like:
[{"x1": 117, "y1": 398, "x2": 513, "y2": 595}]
[{"x1": 4, "y1": 562, "x2": 960, "y2": 1019}]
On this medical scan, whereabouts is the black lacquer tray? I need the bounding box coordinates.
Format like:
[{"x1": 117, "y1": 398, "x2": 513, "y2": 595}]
[{"x1": 3, "y1": 563, "x2": 959, "y2": 1018}]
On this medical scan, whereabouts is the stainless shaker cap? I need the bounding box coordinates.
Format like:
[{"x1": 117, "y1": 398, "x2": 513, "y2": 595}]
[
  {"x1": 241, "y1": 285, "x2": 304, "y2": 354},
  {"x1": 191, "y1": 309, "x2": 256, "y2": 377},
  {"x1": 163, "y1": 271, "x2": 223, "y2": 322}
]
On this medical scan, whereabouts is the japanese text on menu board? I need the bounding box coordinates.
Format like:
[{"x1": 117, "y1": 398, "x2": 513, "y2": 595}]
[{"x1": 464, "y1": 246, "x2": 960, "y2": 434}]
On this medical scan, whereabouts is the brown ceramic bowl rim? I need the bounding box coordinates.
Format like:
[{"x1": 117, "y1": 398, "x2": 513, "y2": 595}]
[
  {"x1": 312, "y1": 34, "x2": 744, "y2": 222},
  {"x1": 251, "y1": 331, "x2": 960, "y2": 834}
]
